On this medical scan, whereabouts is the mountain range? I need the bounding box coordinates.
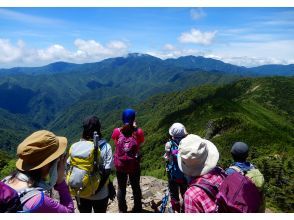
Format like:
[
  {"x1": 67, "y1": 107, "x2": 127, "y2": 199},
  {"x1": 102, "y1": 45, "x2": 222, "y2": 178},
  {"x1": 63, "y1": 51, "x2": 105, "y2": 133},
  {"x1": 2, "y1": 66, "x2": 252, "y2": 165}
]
[{"x1": 1, "y1": 54, "x2": 294, "y2": 76}]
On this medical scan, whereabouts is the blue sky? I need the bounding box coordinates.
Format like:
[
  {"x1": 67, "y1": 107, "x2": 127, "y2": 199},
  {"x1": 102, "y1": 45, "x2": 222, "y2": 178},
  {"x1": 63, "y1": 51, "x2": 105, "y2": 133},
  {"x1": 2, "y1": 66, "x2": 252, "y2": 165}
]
[{"x1": 0, "y1": 8, "x2": 293, "y2": 68}]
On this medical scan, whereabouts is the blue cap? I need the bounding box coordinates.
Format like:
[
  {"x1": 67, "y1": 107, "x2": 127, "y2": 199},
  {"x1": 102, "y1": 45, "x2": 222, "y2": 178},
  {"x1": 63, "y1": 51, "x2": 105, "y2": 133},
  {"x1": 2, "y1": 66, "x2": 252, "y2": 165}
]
[{"x1": 122, "y1": 109, "x2": 136, "y2": 125}]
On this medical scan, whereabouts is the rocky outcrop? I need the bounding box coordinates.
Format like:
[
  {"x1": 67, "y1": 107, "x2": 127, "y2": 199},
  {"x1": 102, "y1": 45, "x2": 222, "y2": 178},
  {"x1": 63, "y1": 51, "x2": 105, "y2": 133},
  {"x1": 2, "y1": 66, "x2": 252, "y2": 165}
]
[
  {"x1": 108, "y1": 176, "x2": 168, "y2": 213},
  {"x1": 66, "y1": 176, "x2": 169, "y2": 213}
]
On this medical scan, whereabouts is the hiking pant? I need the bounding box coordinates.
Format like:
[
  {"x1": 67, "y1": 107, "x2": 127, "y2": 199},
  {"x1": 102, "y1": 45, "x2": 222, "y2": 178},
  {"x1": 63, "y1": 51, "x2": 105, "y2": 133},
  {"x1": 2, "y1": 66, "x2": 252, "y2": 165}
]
[
  {"x1": 77, "y1": 197, "x2": 109, "y2": 213},
  {"x1": 116, "y1": 169, "x2": 142, "y2": 212},
  {"x1": 168, "y1": 172, "x2": 187, "y2": 212}
]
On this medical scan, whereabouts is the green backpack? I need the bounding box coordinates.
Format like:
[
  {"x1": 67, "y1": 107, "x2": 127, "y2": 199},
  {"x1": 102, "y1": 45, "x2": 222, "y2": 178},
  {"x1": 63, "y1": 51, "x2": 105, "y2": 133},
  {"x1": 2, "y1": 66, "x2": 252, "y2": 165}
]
[{"x1": 230, "y1": 166, "x2": 265, "y2": 191}]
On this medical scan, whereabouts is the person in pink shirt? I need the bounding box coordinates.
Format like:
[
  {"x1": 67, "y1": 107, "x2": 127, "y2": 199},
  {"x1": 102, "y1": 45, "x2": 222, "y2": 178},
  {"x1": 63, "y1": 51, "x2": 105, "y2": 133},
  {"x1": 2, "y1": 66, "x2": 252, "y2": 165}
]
[
  {"x1": 111, "y1": 108, "x2": 144, "y2": 212},
  {"x1": 2, "y1": 130, "x2": 74, "y2": 213}
]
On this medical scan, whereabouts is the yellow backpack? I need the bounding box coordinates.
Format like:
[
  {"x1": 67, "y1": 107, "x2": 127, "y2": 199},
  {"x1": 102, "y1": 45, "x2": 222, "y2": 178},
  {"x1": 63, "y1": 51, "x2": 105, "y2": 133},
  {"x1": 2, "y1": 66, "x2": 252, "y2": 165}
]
[{"x1": 66, "y1": 134, "x2": 102, "y2": 198}]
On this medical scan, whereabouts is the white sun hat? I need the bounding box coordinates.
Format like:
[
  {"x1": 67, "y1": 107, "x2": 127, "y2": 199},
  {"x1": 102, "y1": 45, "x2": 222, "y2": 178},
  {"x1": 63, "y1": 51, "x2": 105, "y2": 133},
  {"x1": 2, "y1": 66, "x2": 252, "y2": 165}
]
[
  {"x1": 177, "y1": 134, "x2": 219, "y2": 177},
  {"x1": 169, "y1": 123, "x2": 188, "y2": 138}
]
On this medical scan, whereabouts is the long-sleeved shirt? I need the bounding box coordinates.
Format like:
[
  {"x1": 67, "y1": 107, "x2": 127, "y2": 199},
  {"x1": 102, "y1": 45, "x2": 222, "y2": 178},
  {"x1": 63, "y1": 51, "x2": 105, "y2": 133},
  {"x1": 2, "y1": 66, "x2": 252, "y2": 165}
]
[
  {"x1": 24, "y1": 180, "x2": 75, "y2": 213},
  {"x1": 184, "y1": 167, "x2": 224, "y2": 213}
]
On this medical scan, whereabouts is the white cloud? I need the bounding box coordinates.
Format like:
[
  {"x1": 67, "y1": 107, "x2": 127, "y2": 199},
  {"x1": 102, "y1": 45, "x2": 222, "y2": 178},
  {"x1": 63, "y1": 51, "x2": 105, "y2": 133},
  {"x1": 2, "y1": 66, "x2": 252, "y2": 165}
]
[
  {"x1": 148, "y1": 44, "x2": 200, "y2": 59},
  {"x1": 72, "y1": 39, "x2": 128, "y2": 61},
  {"x1": 212, "y1": 40, "x2": 294, "y2": 67},
  {"x1": 107, "y1": 41, "x2": 128, "y2": 50},
  {"x1": 149, "y1": 39, "x2": 294, "y2": 67},
  {"x1": 0, "y1": 8, "x2": 65, "y2": 26},
  {"x1": 220, "y1": 56, "x2": 288, "y2": 67},
  {"x1": 163, "y1": 44, "x2": 176, "y2": 51},
  {"x1": 1, "y1": 37, "x2": 293, "y2": 68},
  {"x1": 190, "y1": 8, "x2": 206, "y2": 20},
  {"x1": 36, "y1": 44, "x2": 70, "y2": 61},
  {"x1": 178, "y1": 28, "x2": 217, "y2": 45},
  {"x1": 0, "y1": 39, "x2": 23, "y2": 63},
  {"x1": 0, "y1": 38, "x2": 129, "y2": 67}
]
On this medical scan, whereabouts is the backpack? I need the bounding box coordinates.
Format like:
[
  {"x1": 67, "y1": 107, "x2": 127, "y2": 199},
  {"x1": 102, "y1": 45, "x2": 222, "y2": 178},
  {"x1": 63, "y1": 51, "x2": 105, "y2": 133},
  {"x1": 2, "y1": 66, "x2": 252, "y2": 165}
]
[
  {"x1": 166, "y1": 140, "x2": 186, "y2": 184},
  {"x1": 230, "y1": 165, "x2": 265, "y2": 191},
  {"x1": 193, "y1": 167, "x2": 262, "y2": 213},
  {"x1": 0, "y1": 180, "x2": 44, "y2": 213},
  {"x1": 114, "y1": 131, "x2": 139, "y2": 174},
  {"x1": 66, "y1": 132, "x2": 104, "y2": 198}
]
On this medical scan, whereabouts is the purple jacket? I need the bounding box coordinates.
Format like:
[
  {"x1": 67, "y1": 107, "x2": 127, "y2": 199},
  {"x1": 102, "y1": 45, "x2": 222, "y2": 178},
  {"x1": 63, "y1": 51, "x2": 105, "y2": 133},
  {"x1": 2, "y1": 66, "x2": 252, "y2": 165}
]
[{"x1": 24, "y1": 180, "x2": 74, "y2": 213}]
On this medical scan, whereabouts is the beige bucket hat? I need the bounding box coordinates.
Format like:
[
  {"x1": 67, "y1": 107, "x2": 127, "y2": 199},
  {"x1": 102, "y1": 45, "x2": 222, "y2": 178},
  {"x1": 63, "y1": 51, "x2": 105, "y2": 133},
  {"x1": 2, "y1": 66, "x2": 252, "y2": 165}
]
[
  {"x1": 177, "y1": 134, "x2": 219, "y2": 177},
  {"x1": 16, "y1": 130, "x2": 67, "y2": 171}
]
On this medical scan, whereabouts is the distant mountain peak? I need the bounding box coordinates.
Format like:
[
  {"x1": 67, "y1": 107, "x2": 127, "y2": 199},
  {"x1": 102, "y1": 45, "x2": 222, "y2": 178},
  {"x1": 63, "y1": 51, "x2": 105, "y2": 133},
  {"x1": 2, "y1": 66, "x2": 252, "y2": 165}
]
[{"x1": 126, "y1": 53, "x2": 150, "y2": 57}]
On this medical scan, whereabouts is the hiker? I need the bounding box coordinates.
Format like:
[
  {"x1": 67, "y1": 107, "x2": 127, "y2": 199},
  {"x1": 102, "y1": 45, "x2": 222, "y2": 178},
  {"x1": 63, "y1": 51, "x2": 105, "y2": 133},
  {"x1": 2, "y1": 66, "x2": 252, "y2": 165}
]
[
  {"x1": 66, "y1": 116, "x2": 114, "y2": 213},
  {"x1": 0, "y1": 130, "x2": 74, "y2": 213},
  {"x1": 163, "y1": 123, "x2": 188, "y2": 213},
  {"x1": 112, "y1": 108, "x2": 144, "y2": 213},
  {"x1": 177, "y1": 134, "x2": 224, "y2": 213},
  {"x1": 225, "y1": 142, "x2": 265, "y2": 212}
]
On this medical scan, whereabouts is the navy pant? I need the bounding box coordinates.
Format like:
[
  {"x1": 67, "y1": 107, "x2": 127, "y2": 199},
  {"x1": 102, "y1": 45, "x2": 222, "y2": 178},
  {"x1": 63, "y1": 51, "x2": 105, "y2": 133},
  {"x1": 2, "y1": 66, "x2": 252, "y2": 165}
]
[
  {"x1": 116, "y1": 169, "x2": 142, "y2": 212},
  {"x1": 77, "y1": 196, "x2": 109, "y2": 213},
  {"x1": 167, "y1": 172, "x2": 187, "y2": 212}
]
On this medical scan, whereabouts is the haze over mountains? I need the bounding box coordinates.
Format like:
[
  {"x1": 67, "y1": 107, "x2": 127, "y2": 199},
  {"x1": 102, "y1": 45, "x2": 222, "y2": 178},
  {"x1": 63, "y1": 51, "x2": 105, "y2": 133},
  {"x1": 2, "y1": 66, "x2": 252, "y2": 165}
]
[{"x1": 0, "y1": 53, "x2": 293, "y2": 212}]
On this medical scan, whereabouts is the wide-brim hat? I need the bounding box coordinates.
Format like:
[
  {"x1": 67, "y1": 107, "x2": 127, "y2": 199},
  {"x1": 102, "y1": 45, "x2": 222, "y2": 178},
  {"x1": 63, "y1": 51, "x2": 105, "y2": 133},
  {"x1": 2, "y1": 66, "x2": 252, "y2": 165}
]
[
  {"x1": 177, "y1": 134, "x2": 219, "y2": 177},
  {"x1": 16, "y1": 130, "x2": 67, "y2": 171}
]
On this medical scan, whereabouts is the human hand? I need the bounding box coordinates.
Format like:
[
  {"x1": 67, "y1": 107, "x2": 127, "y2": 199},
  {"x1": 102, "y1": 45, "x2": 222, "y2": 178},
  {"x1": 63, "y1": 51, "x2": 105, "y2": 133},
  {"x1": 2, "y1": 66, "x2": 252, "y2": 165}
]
[{"x1": 56, "y1": 153, "x2": 68, "y2": 185}]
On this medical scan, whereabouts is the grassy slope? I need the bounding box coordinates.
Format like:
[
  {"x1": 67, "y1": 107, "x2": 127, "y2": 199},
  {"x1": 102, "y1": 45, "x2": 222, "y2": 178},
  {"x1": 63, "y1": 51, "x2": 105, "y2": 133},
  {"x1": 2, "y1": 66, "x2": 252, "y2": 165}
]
[{"x1": 133, "y1": 76, "x2": 293, "y2": 212}]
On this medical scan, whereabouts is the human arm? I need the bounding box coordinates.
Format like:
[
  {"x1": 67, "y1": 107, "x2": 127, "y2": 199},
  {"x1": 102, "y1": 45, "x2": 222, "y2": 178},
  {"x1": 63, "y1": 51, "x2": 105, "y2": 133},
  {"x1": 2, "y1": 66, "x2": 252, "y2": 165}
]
[
  {"x1": 184, "y1": 193, "x2": 202, "y2": 213},
  {"x1": 96, "y1": 143, "x2": 113, "y2": 192},
  {"x1": 46, "y1": 153, "x2": 74, "y2": 212},
  {"x1": 164, "y1": 141, "x2": 172, "y2": 161},
  {"x1": 25, "y1": 180, "x2": 75, "y2": 213},
  {"x1": 111, "y1": 128, "x2": 120, "y2": 145},
  {"x1": 136, "y1": 128, "x2": 145, "y2": 146}
]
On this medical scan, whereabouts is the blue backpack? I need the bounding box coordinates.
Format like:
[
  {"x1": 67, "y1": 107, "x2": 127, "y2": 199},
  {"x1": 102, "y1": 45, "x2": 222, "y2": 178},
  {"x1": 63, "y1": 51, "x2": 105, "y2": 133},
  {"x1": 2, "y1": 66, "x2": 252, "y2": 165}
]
[{"x1": 166, "y1": 140, "x2": 186, "y2": 183}]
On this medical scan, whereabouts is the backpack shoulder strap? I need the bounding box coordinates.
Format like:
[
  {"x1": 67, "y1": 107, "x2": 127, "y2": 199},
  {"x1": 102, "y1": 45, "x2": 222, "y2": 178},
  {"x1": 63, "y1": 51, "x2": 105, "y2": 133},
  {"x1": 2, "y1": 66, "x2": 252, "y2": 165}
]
[
  {"x1": 230, "y1": 165, "x2": 245, "y2": 175},
  {"x1": 18, "y1": 188, "x2": 45, "y2": 213},
  {"x1": 169, "y1": 140, "x2": 179, "y2": 152},
  {"x1": 98, "y1": 140, "x2": 107, "y2": 151},
  {"x1": 192, "y1": 178, "x2": 218, "y2": 200}
]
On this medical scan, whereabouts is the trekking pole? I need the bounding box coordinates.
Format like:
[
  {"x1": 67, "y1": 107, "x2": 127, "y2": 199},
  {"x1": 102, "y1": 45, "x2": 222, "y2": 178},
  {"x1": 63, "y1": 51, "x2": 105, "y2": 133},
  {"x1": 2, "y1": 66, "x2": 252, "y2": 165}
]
[
  {"x1": 93, "y1": 131, "x2": 99, "y2": 173},
  {"x1": 159, "y1": 189, "x2": 169, "y2": 213}
]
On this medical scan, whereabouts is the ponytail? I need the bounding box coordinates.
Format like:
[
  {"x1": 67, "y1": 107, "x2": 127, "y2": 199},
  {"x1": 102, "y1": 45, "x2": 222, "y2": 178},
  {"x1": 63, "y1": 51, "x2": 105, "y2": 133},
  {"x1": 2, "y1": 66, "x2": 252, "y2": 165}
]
[{"x1": 121, "y1": 124, "x2": 135, "y2": 137}]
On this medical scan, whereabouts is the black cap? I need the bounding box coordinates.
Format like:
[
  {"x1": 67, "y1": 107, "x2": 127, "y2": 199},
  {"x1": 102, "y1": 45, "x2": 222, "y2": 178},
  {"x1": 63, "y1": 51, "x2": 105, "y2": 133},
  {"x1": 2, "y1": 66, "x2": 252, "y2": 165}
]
[{"x1": 231, "y1": 142, "x2": 249, "y2": 160}]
